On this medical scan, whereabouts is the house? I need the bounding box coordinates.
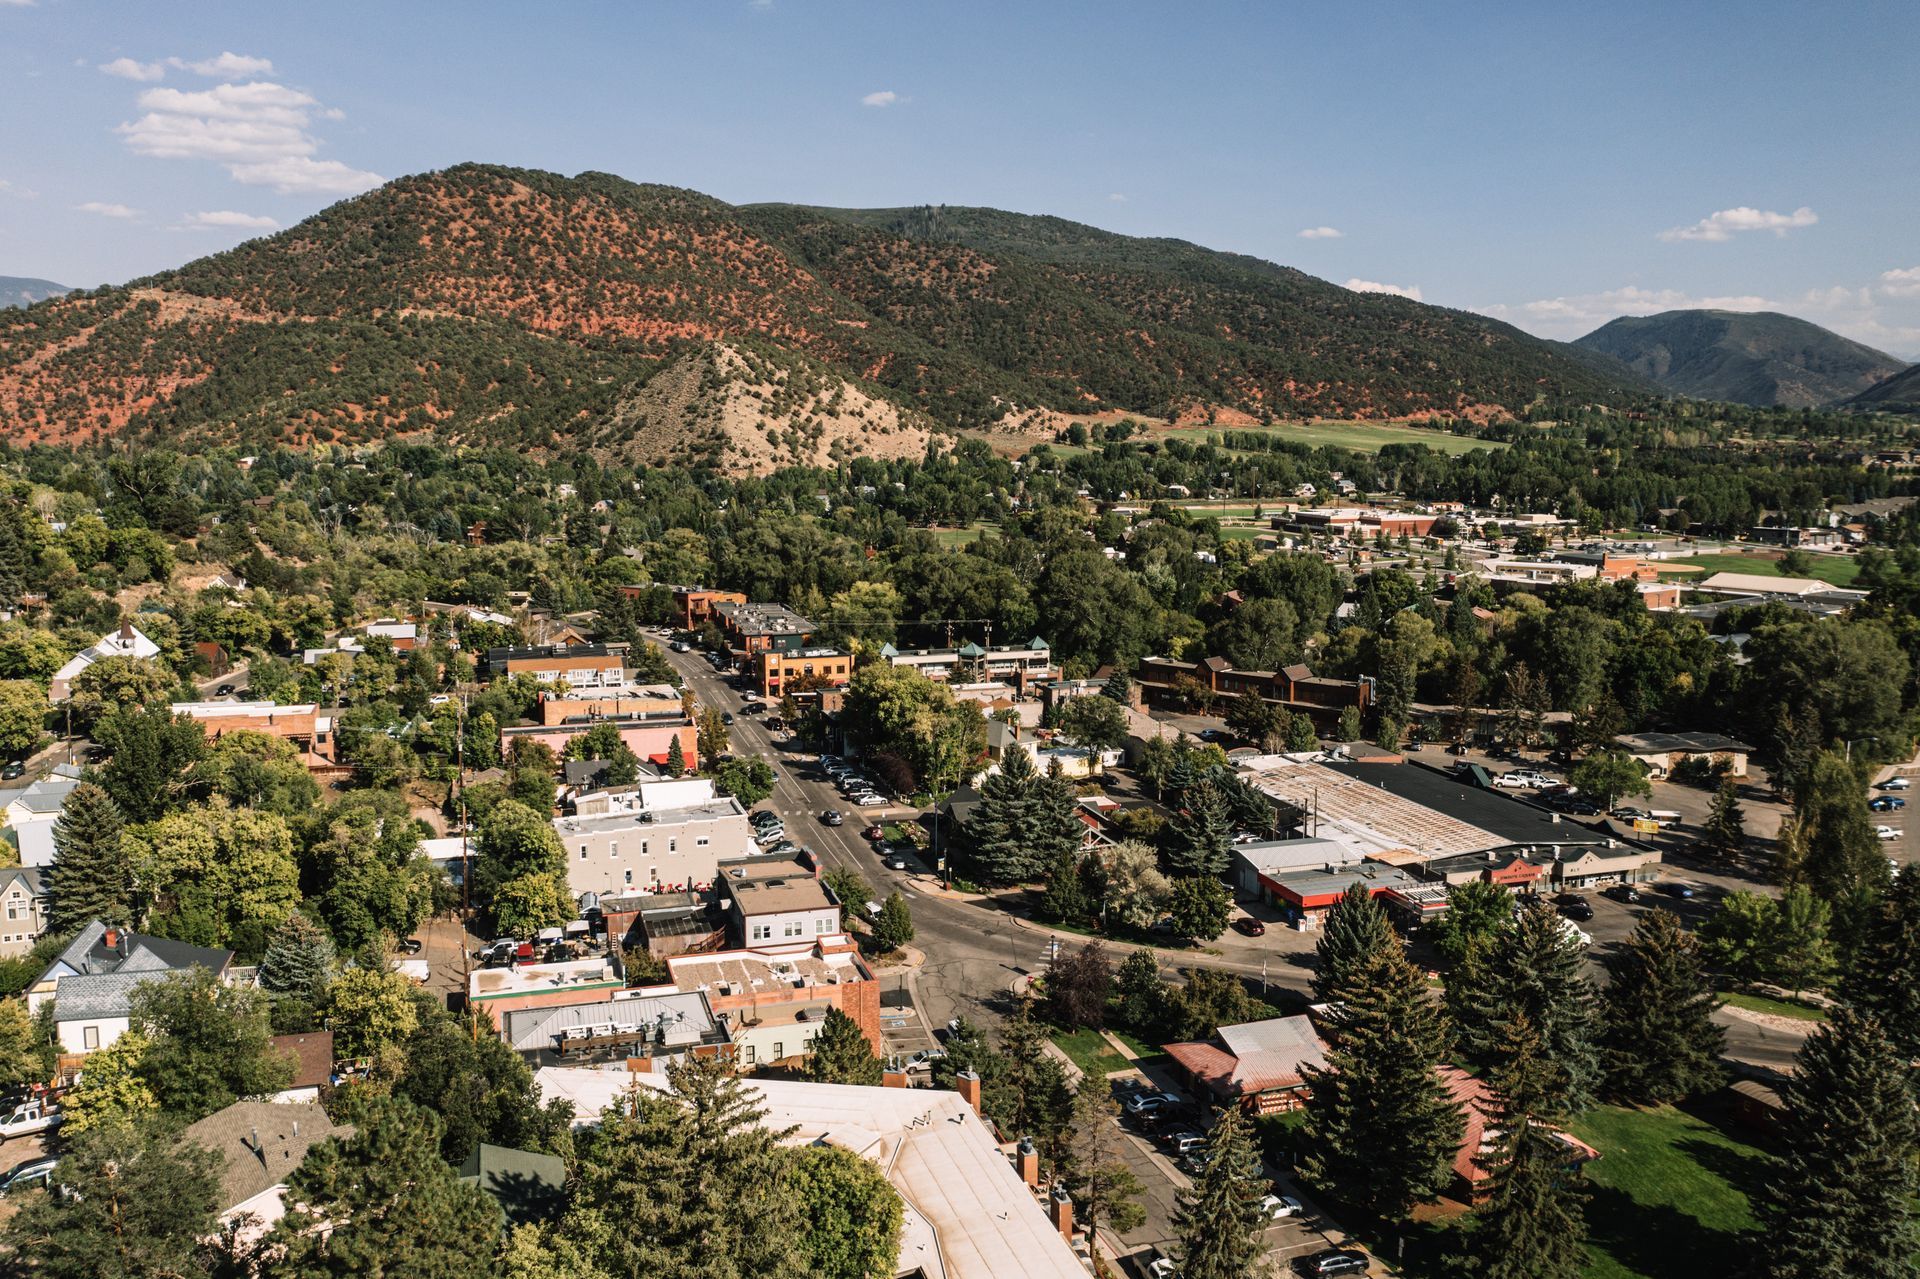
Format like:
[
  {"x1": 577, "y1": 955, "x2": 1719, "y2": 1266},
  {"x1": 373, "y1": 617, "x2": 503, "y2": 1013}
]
[
  {"x1": 879, "y1": 638, "x2": 1056, "y2": 688},
  {"x1": 1135, "y1": 655, "x2": 1370, "y2": 727},
  {"x1": 499, "y1": 988, "x2": 728, "y2": 1069},
  {"x1": 266, "y1": 1031, "x2": 334, "y2": 1104},
  {"x1": 27, "y1": 921, "x2": 233, "y2": 1054},
  {"x1": 1614, "y1": 731, "x2": 1754, "y2": 780},
  {"x1": 48, "y1": 622, "x2": 160, "y2": 702},
  {"x1": 458, "y1": 1144, "x2": 567, "y2": 1226},
  {"x1": 756, "y1": 647, "x2": 853, "y2": 699},
  {"x1": 553, "y1": 786, "x2": 755, "y2": 900},
  {"x1": 596, "y1": 890, "x2": 723, "y2": 957},
  {"x1": 721, "y1": 871, "x2": 841, "y2": 947},
  {"x1": 535, "y1": 1068, "x2": 1089, "y2": 1279},
  {"x1": 0, "y1": 867, "x2": 48, "y2": 957},
  {"x1": 1440, "y1": 1066, "x2": 1597, "y2": 1201},
  {"x1": 486, "y1": 643, "x2": 627, "y2": 688},
  {"x1": 642, "y1": 940, "x2": 879, "y2": 1069},
  {"x1": 710, "y1": 601, "x2": 817, "y2": 663},
  {"x1": 170, "y1": 701, "x2": 329, "y2": 759},
  {"x1": 1162, "y1": 1015, "x2": 1332, "y2": 1115},
  {"x1": 4, "y1": 770, "x2": 82, "y2": 865},
  {"x1": 182, "y1": 1100, "x2": 352, "y2": 1242}
]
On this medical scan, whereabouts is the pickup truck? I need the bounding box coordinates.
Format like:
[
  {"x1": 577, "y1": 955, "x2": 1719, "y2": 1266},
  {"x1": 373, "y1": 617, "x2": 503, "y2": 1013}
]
[{"x1": 0, "y1": 1099, "x2": 61, "y2": 1143}]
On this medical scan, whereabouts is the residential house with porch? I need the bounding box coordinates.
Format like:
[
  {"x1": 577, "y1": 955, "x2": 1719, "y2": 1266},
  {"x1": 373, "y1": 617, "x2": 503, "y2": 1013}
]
[{"x1": 1162, "y1": 1015, "x2": 1332, "y2": 1115}]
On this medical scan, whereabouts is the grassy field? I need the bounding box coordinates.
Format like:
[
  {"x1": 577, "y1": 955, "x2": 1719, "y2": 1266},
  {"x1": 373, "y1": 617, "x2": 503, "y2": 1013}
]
[
  {"x1": 1571, "y1": 1103, "x2": 1765, "y2": 1279},
  {"x1": 927, "y1": 522, "x2": 999, "y2": 546},
  {"x1": 1157, "y1": 419, "x2": 1505, "y2": 456},
  {"x1": 1720, "y1": 989, "x2": 1828, "y2": 1021},
  {"x1": 1050, "y1": 1029, "x2": 1131, "y2": 1078},
  {"x1": 1660, "y1": 551, "x2": 1860, "y2": 587}
]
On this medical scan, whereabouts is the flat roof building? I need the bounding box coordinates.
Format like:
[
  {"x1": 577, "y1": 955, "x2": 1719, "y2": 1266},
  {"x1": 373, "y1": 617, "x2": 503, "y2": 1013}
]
[{"x1": 554, "y1": 793, "x2": 755, "y2": 900}]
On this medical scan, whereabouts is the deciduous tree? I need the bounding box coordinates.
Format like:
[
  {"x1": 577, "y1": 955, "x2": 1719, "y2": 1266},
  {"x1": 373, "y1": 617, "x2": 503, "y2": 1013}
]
[{"x1": 789, "y1": 1143, "x2": 904, "y2": 1279}]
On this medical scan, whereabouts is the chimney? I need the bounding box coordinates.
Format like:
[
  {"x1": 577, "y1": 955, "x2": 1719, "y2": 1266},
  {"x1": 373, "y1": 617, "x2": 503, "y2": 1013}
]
[
  {"x1": 1017, "y1": 1136, "x2": 1039, "y2": 1187},
  {"x1": 102, "y1": 927, "x2": 117, "y2": 950},
  {"x1": 119, "y1": 621, "x2": 133, "y2": 642},
  {"x1": 882, "y1": 1069, "x2": 909, "y2": 1089},
  {"x1": 954, "y1": 1069, "x2": 983, "y2": 1115},
  {"x1": 1050, "y1": 1185, "x2": 1074, "y2": 1240}
]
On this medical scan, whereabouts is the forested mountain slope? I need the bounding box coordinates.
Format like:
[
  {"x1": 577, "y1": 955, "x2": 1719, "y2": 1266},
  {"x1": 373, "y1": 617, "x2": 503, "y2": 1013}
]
[{"x1": 1574, "y1": 309, "x2": 1907, "y2": 408}]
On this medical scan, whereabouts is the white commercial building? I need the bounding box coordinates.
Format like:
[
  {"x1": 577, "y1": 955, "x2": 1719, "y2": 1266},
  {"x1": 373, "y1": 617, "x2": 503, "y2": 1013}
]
[
  {"x1": 554, "y1": 777, "x2": 755, "y2": 899},
  {"x1": 535, "y1": 1069, "x2": 1088, "y2": 1279}
]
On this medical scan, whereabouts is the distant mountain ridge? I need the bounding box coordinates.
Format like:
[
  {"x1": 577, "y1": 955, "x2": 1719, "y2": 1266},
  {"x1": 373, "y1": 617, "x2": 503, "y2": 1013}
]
[
  {"x1": 0, "y1": 277, "x2": 69, "y2": 309},
  {"x1": 0, "y1": 164, "x2": 1638, "y2": 454},
  {"x1": 1573, "y1": 309, "x2": 1907, "y2": 408},
  {"x1": 1852, "y1": 363, "x2": 1920, "y2": 411}
]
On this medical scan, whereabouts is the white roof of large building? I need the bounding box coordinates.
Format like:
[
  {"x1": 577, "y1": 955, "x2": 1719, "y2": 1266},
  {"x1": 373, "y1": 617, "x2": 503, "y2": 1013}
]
[
  {"x1": 534, "y1": 1068, "x2": 1086, "y2": 1279},
  {"x1": 1238, "y1": 756, "x2": 1504, "y2": 860},
  {"x1": 1695, "y1": 571, "x2": 1833, "y2": 597},
  {"x1": 169, "y1": 699, "x2": 317, "y2": 718},
  {"x1": 52, "y1": 623, "x2": 159, "y2": 684}
]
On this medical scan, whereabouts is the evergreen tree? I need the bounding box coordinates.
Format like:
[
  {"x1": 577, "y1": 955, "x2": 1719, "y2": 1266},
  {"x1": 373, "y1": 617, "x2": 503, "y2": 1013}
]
[
  {"x1": 256, "y1": 910, "x2": 336, "y2": 999},
  {"x1": 1171, "y1": 1104, "x2": 1272, "y2": 1279},
  {"x1": 1600, "y1": 908, "x2": 1725, "y2": 1104},
  {"x1": 1456, "y1": 1013, "x2": 1589, "y2": 1279},
  {"x1": 961, "y1": 744, "x2": 1039, "y2": 885},
  {"x1": 1101, "y1": 670, "x2": 1133, "y2": 704},
  {"x1": 1030, "y1": 764, "x2": 1084, "y2": 873},
  {"x1": 1754, "y1": 1007, "x2": 1920, "y2": 1279},
  {"x1": 2, "y1": 1119, "x2": 225, "y2": 1279},
  {"x1": 664, "y1": 733, "x2": 685, "y2": 777},
  {"x1": 564, "y1": 1053, "x2": 808, "y2": 1279},
  {"x1": 872, "y1": 891, "x2": 914, "y2": 950},
  {"x1": 1311, "y1": 882, "x2": 1396, "y2": 1003},
  {"x1": 1458, "y1": 898, "x2": 1602, "y2": 1113},
  {"x1": 47, "y1": 782, "x2": 132, "y2": 931},
  {"x1": 989, "y1": 1003, "x2": 1074, "y2": 1163},
  {"x1": 1335, "y1": 704, "x2": 1364, "y2": 743},
  {"x1": 1839, "y1": 864, "x2": 1920, "y2": 1060},
  {"x1": 1701, "y1": 776, "x2": 1747, "y2": 860},
  {"x1": 1770, "y1": 884, "x2": 1838, "y2": 997},
  {"x1": 1036, "y1": 843, "x2": 1088, "y2": 924},
  {"x1": 1164, "y1": 780, "x2": 1234, "y2": 878},
  {"x1": 1794, "y1": 750, "x2": 1887, "y2": 907},
  {"x1": 805, "y1": 1007, "x2": 884, "y2": 1085},
  {"x1": 1166, "y1": 875, "x2": 1232, "y2": 942},
  {"x1": 265, "y1": 1097, "x2": 497, "y2": 1279},
  {"x1": 1063, "y1": 1078, "x2": 1147, "y2": 1270},
  {"x1": 1299, "y1": 942, "x2": 1462, "y2": 1226}
]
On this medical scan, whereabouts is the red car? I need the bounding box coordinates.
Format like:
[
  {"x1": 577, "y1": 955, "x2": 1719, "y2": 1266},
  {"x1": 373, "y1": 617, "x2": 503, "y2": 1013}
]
[
  {"x1": 1234, "y1": 918, "x2": 1267, "y2": 937},
  {"x1": 862, "y1": 825, "x2": 885, "y2": 841}
]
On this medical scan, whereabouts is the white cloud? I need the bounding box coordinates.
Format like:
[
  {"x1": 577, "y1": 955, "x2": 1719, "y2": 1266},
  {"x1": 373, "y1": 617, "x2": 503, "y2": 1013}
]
[
  {"x1": 75, "y1": 201, "x2": 139, "y2": 218},
  {"x1": 179, "y1": 209, "x2": 278, "y2": 230},
  {"x1": 1107, "y1": 192, "x2": 1128, "y2": 203},
  {"x1": 747, "y1": 0, "x2": 774, "y2": 9},
  {"x1": 1658, "y1": 205, "x2": 1818, "y2": 243},
  {"x1": 0, "y1": 1, "x2": 37, "y2": 8},
  {"x1": 1298, "y1": 226, "x2": 1343, "y2": 240},
  {"x1": 181, "y1": 52, "x2": 274, "y2": 79},
  {"x1": 1881, "y1": 267, "x2": 1920, "y2": 299},
  {"x1": 860, "y1": 90, "x2": 899, "y2": 108},
  {"x1": 100, "y1": 56, "x2": 167, "y2": 81},
  {"x1": 226, "y1": 156, "x2": 383, "y2": 195},
  {"x1": 1345, "y1": 278, "x2": 1422, "y2": 301},
  {"x1": 114, "y1": 77, "x2": 383, "y2": 195}
]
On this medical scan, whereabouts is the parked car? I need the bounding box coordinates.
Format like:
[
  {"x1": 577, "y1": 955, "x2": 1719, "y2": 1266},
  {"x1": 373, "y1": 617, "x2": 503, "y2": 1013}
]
[
  {"x1": 820, "y1": 810, "x2": 844, "y2": 827},
  {"x1": 1554, "y1": 893, "x2": 1594, "y2": 922},
  {"x1": 1880, "y1": 777, "x2": 1913, "y2": 791},
  {"x1": 1259, "y1": 1193, "x2": 1303, "y2": 1219},
  {"x1": 1496, "y1": 769, "x2": 1554, "y2": 790},
  {"x1": 862, "y1": 824, "x2": 885, "y2": 842},
  {"x1": 1122, "y1": 1091, "x2": 1180, "y2": 1117},
  {"x1": 1871, "y1": 796, "x2": 1907, "y2": 812},
  {"x1": 1233, "y1": 917, "x2": 1267, "y2": 937},
  {"x1": 853, "y1": 793, "x2": 886, "y2": 807},
  {"x1": 720, "y1": 711, "x2": 735, "y2": 725},
  {"x1": 750, "y1": 809, "x2": 781, "y2": 827},
  {"x1": 671, "y1": 641, "x2": 691, "y2": 652},
  {"x1": 1296, "y1": 1249, "x2": 1370, "y2": 1277},
  {"x1": 1163, "y1": 1130, "x2": 1207, "y2": 1157},
  {"x1": 1146, "y1": 1248, "x2": 1178, "y2": 1279},
  {"x1": 216, "y1": 682, "x2": 237, "y2": 696},
  {"x1": 885, "y1": 853, "x2": 910, "y2": 871},
  {"x1": 1611, "y1": 806, "x2": 1652, "y2": 822},
  {"x1": 754, "y1": 826, "x2": 787, "y2": 845},
  {"x1": 1603, "y1": 884, "x2": 1643, "y2": 904},
  {"x1": 1658, "y1": 881, "x2": 1696, "y2": 899},
  {"x1": 767, "y1": 841, "x2": 800, "y2": 858},
  {"x1": 1877, "y1": 825, "x2": 1903, "y2": 841},
  {"x1": 0, "y1": 1156, "x2": 58, "y2": 1197},
  {"x1": 397, "y1": 936, "x2": 424, "y2": 955},
  {"x1": 0, "y1": 762, "x2": 22, "y2": 781}
]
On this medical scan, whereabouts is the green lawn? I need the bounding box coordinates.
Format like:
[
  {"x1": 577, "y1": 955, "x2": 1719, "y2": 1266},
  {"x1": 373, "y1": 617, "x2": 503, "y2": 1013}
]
[
  {"x1": 1661, "y1": 551, "x2": 1860, "y2": 587},
  {"x1": 927, "y1": 522, "x2": 999, "y2": 546},
  {"x1": 1157, "y1": 419, "x2": 1505, "y2": 456},
  {"x1": 1051, "y1": 1028, "x2": 1130, "y2": 1078},
  {"x1": 1720, "y1": 989, "x2": 1827, "y2": 1021},
  {"x1": 1571, "y1": 1103, "x2": 1766, "y2": 1279}
]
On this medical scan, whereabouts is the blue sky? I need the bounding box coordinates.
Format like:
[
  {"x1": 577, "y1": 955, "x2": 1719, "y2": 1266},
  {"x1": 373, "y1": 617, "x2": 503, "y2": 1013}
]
[{"x1": 4, "y1": 0, "x2": 1917, "y2": 354}]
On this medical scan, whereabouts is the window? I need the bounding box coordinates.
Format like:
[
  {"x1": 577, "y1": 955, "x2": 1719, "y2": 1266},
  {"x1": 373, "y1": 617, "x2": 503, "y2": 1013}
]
[
  {"x1": 610, "y1": 841, "x2": 619, "y2": 859},
  {"x1": 815, "y1": 918, "x2": 831, "y2": 934},
  {"x1": 742, "y1": 1044, "x2": 756, "y2": 1065},
  {"x1": 5, "y1": 902, "x2": 20, "y2": 921},
  {"x1": 784, "y1": 921, "x2": 804, "y2": 938},
  {"x1": 695, "y1": 836, "x2": 710, "y2": 848},
  {"x1": 579, "y1": 844, "x2": 588, "y2": 860},
  {"x1": 751, "y1": 923, "x2": 771, "y2": 941},
  {"x1": 668, "y1": 838, "x2": 677, "y2": 853},
  {"x1": 82, "y1": 1025, "x2": 99, "y2": 1050},
  {"x1": 624, "y1": 870, "x2": 633, "y2": 886},
  {"x1": 641, "y1": 841, "x2": 649, "y2": 857},
  {"x1": 772, "y1": 1041, "x2": 783, "y2": 1060}
]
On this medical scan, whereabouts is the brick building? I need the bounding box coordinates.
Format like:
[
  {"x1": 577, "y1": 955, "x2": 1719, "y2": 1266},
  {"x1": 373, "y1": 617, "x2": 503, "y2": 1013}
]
[
  {"x1": 485, "y1": 644, "x2": 627, "y2": 689},
  {"x1": 755, "y1": 647, "x2": 853, "y2": 699},
  {"x1": 644, "y1": 941, "x2": 879, "y2": 1068},
  {"x1": 1135, "y1": 655, "x2": 1371, "y2": 726},
  {"x1": 710, "y1": 601, "x2": 816, "y2": 663}
]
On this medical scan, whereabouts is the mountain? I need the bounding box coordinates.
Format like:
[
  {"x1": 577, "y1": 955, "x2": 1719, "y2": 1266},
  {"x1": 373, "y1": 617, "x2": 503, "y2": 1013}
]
[
  {"x1": 1573, "y1": 309, "x2": 1908, "y2": 408},
  {"x1": 0, "y1": 164, "x2": 1636, "y2": 454},
  {"x1": 0, "y1": 277, "x2": 69, "y2": 309},
  {"x1": 1851, "y1": 363, "x2": 1920, "y2": 412}
]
